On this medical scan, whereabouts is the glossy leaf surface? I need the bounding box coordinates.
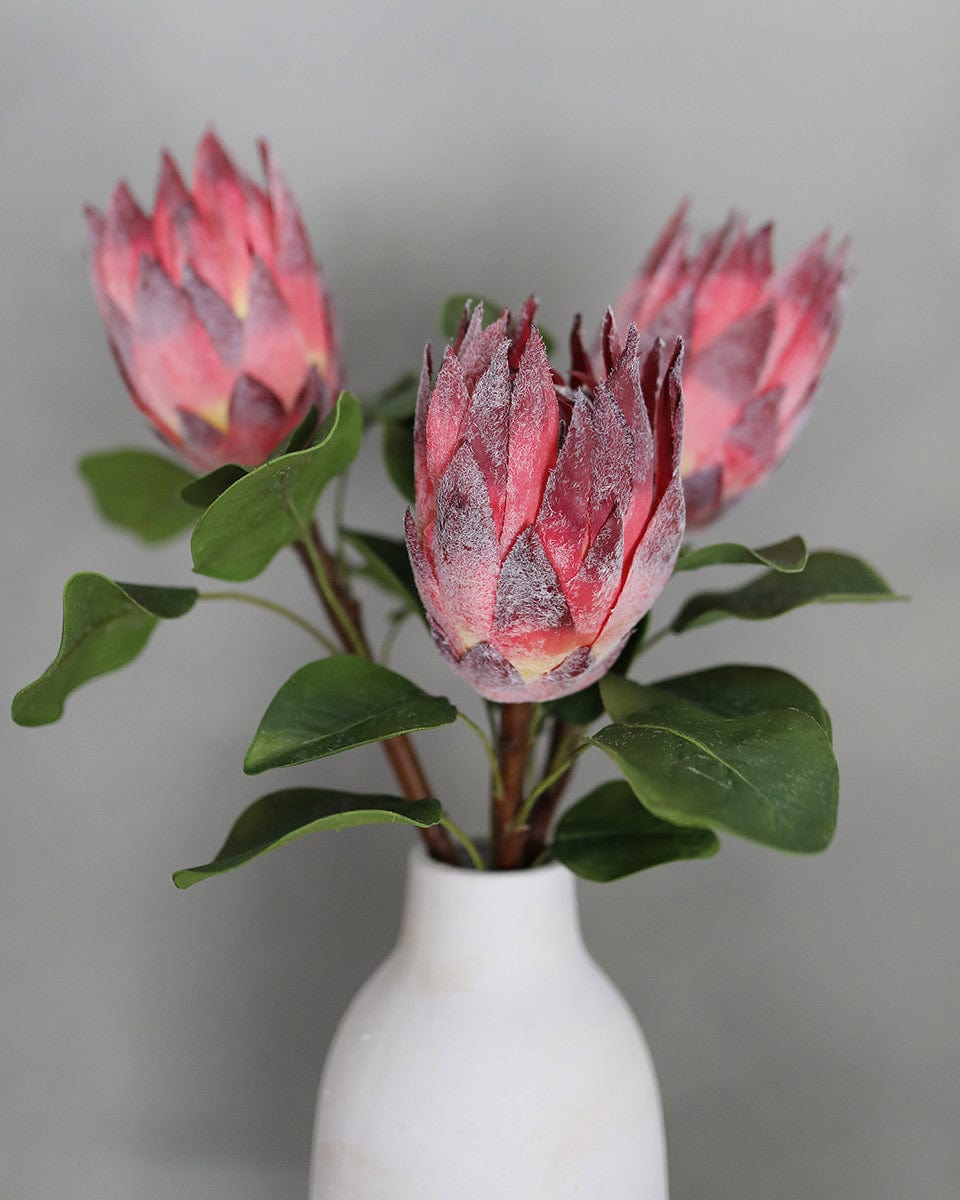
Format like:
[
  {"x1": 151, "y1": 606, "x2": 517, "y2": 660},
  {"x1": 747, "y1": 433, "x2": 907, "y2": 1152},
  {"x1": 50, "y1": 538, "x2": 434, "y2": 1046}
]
[
  {"x1": 244, "y1": 656, "x2": 457, "y2": 773},
  {"x1": 554, "y1": 780, "x2": 719, "y2": 881},
  {"x1": 601, "y1": 664, "x2": 832, "y2": 739},
  {"x1": 12, "y1": 575, "x2": 197, "y2": 726},
  {"x1": 173, "y1": 788, "x2": 441, "y2": 888},
  {"x1": 675, "y1": 535, "x2": 808, "y2": 573},
  {"x1": 79, "y1": 448, "x2": 196, "y2": 542},
  {"x1": 191, "y1": 392, "x2": 362, "y2": 581},
  {"x1": 341, "y1": 529, "x2": 423, "y2": 617},
  {"x1": 591, "y1": 677, "x2": 838, "y2": 853},
  {"x1": 672, "y1": 550, "x2": 903, "y2": 632}
]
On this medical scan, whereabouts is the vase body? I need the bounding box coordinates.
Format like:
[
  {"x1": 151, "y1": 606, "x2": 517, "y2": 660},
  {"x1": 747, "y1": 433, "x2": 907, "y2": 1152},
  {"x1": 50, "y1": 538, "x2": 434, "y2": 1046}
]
[{"x1": 309, "y1": 845, "x2": 668, "y2": 1199}]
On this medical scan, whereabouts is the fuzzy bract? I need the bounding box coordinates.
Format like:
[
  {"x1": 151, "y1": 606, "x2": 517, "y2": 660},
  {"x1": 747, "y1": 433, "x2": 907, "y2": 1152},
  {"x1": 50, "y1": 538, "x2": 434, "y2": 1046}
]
[
  {"x1": 85, "y1": 133, "x2": 341, "y2": 472},
  {"x1": 614, "y1": 205, "x2": 849, "y2": 526},
  {"x1": 406, "y1": 300, "x2": 685, "y2": 703}
]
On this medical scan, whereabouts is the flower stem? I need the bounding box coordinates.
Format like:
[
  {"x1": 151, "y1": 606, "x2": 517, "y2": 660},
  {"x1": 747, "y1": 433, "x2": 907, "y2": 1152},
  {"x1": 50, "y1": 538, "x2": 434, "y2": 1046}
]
[
  {"x1": 197, "y1": 591, "x2": 338, "y2": 653},
  {"x1": 492, "y1": 702, "x2": 534, "y2": 870},
  {"x1": 523, "y1": 719, "x2": 587, "y2": 864},
  {"x1": 290, "y1": 518, "x2": 459, "y2": 865}
]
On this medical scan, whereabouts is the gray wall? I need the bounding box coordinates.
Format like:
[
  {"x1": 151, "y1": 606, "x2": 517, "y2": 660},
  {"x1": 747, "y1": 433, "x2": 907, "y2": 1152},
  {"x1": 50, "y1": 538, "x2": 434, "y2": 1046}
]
[{"x1": 2, "y1": 2, "x2": 957, "y2": 1197}]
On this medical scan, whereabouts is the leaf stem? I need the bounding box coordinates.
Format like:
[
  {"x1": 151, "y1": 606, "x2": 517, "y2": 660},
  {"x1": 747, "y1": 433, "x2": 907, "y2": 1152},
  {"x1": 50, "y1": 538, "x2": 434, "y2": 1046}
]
[
  {"x1": 198, "y1": 591, "x2": 338, "y2": 653},
  {"x1": 457, "y1": 710, "x2": 505, "y2": 796},
  {"x1": 293, "y1": 513, "x2": 368, "y2": 657},
  {"x1": 523, "y1": 719, "x2": 588, "y2": 864},
  {"x1": 638, "y1": 625, "x2": 671, "y2": 652},
  {"x1": 290, "y1": 517, "x2": 459, "y2": 866},
  {"x1": 512, "y1": 741, "x2": 587, "y2": 829},
  {"x1": 333, "y1": 466, "x2": 350, "y2": 565},
  {"x1": 440, "y1": 817, "x2": 486, "y2": 871}
]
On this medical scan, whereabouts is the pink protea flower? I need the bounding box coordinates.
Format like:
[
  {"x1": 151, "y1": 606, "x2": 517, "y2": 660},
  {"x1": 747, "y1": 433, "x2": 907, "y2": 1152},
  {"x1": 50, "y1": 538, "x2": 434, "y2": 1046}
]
[
  {"x1": 614, "y1": 204, "x2": 849, "y2": 527},
  {"x1": 405, "y1": 300, "x2": 685, "y2": 703},
  {"x1": 85, "y1": 132, "x2": 341, "y2": 472}
]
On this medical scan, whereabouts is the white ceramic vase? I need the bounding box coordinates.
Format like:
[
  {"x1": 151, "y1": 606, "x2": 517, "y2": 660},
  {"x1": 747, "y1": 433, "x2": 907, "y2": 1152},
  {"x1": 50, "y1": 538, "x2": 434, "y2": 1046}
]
[{"x1": 309, "y1": 844, "x2": 668, "y2": 1199}]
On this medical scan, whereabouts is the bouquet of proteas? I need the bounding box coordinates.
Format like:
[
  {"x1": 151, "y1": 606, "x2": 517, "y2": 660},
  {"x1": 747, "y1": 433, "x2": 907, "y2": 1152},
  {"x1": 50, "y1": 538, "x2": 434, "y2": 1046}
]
[{"x1": 12, "y1": 134, "x2": 901, "y2": 882}]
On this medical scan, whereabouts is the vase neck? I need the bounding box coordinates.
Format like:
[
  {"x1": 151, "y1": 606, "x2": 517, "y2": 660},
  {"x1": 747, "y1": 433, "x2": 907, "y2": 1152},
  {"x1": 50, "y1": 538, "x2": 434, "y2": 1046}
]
[{"x1": 395, "y1": 846, "x2": 586, "y2": 983}]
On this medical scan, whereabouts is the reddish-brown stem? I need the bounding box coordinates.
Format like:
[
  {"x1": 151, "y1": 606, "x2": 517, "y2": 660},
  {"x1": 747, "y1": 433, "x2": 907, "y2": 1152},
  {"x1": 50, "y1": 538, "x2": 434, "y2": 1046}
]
[
  {"x1": 493, "y1": 702, "x2": 534, "y2": 870},
  {"x1": 523, "y1": 718, "x2": 584, "y2": 864},
  {"x1": 293, "y1": 526, "x2": 459, "y2": 865}
]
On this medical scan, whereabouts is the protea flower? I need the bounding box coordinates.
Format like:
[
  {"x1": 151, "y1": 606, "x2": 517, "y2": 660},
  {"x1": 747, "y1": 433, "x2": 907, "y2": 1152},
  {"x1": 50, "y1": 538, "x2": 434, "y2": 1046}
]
[
  {"x1": 405, "y1": 300, "x2": 684, "y2": 703},
  {"x1": 614, "y1": 205, "x2": 849, "y2": 526},
  {"x1": 85, "y1": 133, "x2": 341, "y2": 472}
]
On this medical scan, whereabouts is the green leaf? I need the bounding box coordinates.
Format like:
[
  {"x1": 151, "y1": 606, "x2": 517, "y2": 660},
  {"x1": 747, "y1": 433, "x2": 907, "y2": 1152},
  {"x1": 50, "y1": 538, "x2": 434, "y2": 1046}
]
[
  {"x1": 11, "y1": 575, "x2": 198, "y2": 726},
  {"x1": 270, "y1": 404, "x2": 321, "y2": 457},
  {"x1": 365, "y1": 372, "x2": 420, "y2": 424},
  {"x1": 78, "y1": 448, "x2": 197, "y2": 542},
  {"x1": 183, "y1": 410, "x2": 323, "y2": 511},
  {"x1": 244, "y1": 656, "x2": 457, "y2": 774},
  {"x1": 191, "y1": 392, "x2": 362, "y2": 581},
  {"x1": 439, "y1": 294, "x2": 556, "y2": 354},
  {"x1": 672, "y1": 550, "x2": 905, "y2": 633},
  {"x1": 341, "y1": 528, "x2": 423, "y2": 618},
  {"x1": 382, "y1": 418, "x2": 416, "y2": 504},
  {"x1": 115, "y1": 582, "x2": 200, "y2": 620},
  {"x1": 172, "y1": 788, "x2": 442, "y2": 888},
  {"x1": 601, "y1": 665, "x2": 832, "y2": 739},
  {"x1": 675, "y1": 535, "x2": 808, "y2": 573},
  {"x1": 544, "y1": 614, "x2": 651, "y2": 726},
  {"x1": 182, "y1": 464, "x2": 248, "y2": 508},
  {"x1": 439, "y1": 293, "x2": 508, "y2": 338},
  {"x1": 590, "y1": 682, "x2": 838, "y2": 853},
  {"x1": 553, "y1": 780, "x2": 719, "y2": 881}
]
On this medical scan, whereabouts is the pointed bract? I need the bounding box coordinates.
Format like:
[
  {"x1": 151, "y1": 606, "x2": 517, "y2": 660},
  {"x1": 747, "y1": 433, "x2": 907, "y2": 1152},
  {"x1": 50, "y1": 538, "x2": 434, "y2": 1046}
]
[
  {"x1": 614, "y1": 208, "x2": 849, "y2": 526},
  {"x1": 85, "y1": 134, "x2": 342, "y2": 472},
  {"x1": 406, "y1": 302, "x2": 685, "y2": 702}
]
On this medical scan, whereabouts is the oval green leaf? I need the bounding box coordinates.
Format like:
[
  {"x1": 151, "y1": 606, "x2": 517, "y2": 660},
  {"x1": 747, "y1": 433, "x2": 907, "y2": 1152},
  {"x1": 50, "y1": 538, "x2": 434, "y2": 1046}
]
[
  {"x1": 269, "y1": 404, "x2": 321, "y2": 458},
  {"x1": 191, "y1": 392, "x2": 362, "y2": 582},
  {"x1": 78, "y1": 448, "x2": 197, "y2": 542},
  {"x1": 382, "y1": 418, "x2": 416, "y2": 504},
  {"x1": 589, "y1": 689, "x2": 838, "y2": 854},
  {"x1": 365, "y1": 372, "x2": 420, "y2": 424},
  {"x1": 601, "y1": 664, "x2": 832, "y2": 739},
  {"x1": 11, "y1": 575, "x2": 198, "y2": 726},
  {"x1": 181, "y1": 463, "x2": 248, "y2": 509},
  {"x1": 173, "y1": 788, "x2": 442, "y2": 888},
  {"x1": 675, "y1": 535, "x2": 808, "y2": 573},
  {"x1": 341, "y1": 528, "x2": 424, "y2": 619},
  {"x1": 438, "y1": 294, "x2": 556, "y2": 354},
  {"x1": 244, "y1": 656, "x2": 457, "y2": 774},
  {"x1": 671, "y1": 550, "x2": 904, "y2": 633},
  {"x1": 553, "y1": 780, "x2": 719, "y2": 881},
  {"x1": 439, "y1": 293, "x2": 508, "y2": 338}
]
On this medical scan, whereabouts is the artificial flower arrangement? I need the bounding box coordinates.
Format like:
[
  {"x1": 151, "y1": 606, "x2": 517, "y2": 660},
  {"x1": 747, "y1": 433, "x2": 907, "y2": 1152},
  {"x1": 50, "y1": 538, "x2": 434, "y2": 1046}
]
[{"x1": 12, "y1": 132, "x2": 899, "y2": 887}]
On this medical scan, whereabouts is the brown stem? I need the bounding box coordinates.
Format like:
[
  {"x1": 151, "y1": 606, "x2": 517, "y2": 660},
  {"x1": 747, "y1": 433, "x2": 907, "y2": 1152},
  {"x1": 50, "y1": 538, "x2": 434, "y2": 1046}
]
[
  {"x1": 524, "y1": 719, "x2": 585, "y2": 865},
  {"x1": 294, "y1": 524, "x2": 459, "y2": 865},
  {"x1": 493, "y1": 702, "x2": 534, "y2": 870}
]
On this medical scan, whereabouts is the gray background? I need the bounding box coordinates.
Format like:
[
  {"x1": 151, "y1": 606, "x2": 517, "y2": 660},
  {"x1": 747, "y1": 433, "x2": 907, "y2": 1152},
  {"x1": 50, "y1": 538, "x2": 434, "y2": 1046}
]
[{"x1": 2, "y1": 1, "x2": 957, "y2": 1197}]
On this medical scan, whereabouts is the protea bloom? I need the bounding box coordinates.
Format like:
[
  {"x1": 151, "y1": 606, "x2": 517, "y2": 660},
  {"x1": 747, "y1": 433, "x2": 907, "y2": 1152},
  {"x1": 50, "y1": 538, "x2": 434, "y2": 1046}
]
[
  {"x1": 85, "y1": 133, "x2": 341, "y2": 472},
  {"x1": 405, "y1": 300, "x2": 684, "y2": 703},
  {"x1": 614, "y1": 205, "x2": 849, "y2": 526}
]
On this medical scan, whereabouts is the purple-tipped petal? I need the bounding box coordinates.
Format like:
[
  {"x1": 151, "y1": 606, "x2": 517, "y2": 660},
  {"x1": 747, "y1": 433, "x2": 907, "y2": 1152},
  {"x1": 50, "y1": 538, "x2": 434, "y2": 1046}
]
[
  {"x1": 86, "y1": 134, "x2": 342, "y2": 472},
  {"x1": 613, "y1": 206, "x2": 849, "y2": 524},
  {"x1": 432, "y1": 444, "x2": 500, "y2": 651}
]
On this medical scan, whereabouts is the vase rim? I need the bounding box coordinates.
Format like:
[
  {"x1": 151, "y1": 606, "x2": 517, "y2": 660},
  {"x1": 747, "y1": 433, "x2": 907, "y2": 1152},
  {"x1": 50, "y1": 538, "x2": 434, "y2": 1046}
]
[{"x1": 410, "y1": 841, "x2": 568, "y2": 883}]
